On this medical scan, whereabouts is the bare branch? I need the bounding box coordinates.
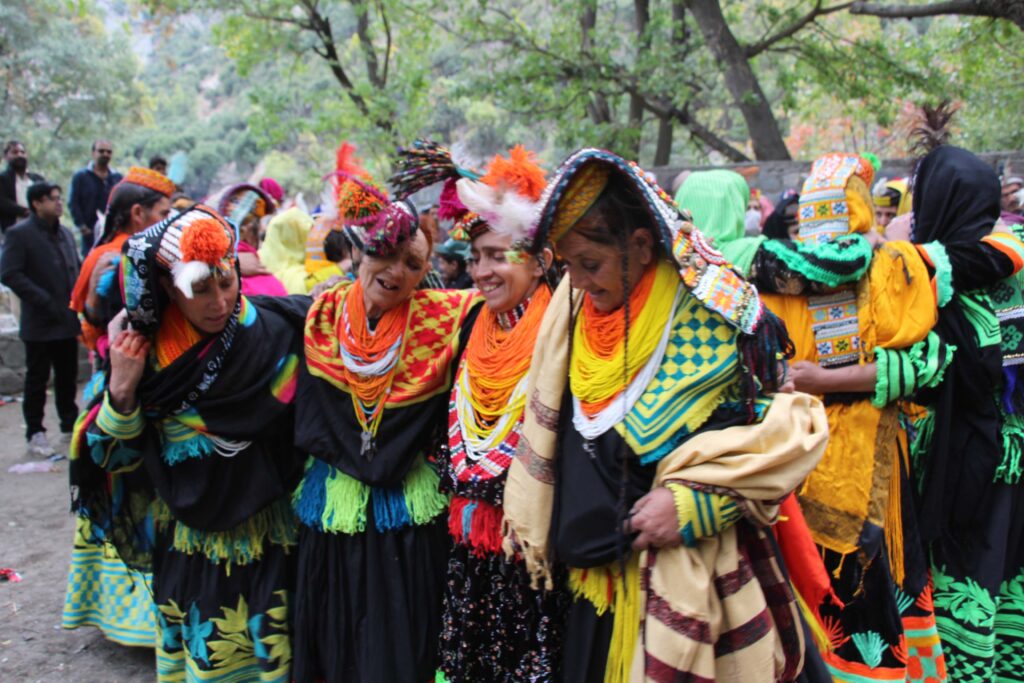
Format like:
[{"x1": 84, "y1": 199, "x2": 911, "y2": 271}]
[
  {"x1": 377, "y1": 0, "x2": 392, "y2": 85},
  {"x1": 850, "y1": 0, "x2": 999, "y2": 20},
  {"x1": 745, "y1": 1, "x2": 855, "y2": 58}
]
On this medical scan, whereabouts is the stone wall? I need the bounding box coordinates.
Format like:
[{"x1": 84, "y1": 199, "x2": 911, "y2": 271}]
[{"x1": 651, "y1": 150, "x2": 1024, "y2": 199}]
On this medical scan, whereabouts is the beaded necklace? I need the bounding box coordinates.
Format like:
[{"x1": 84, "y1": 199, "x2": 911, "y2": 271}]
[
  {"x1": 337, "y1": 278, "x2": 413, "y2": 457},
  {"x1": 449, "y1": 285, "x2": 550, "y2": 485},
  {"x1": 570, "y1": 261, "x2": 681, "y2": 438}
]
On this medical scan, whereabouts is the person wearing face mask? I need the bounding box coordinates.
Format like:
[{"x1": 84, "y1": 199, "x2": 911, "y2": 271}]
[
  {"x1": 69, "y1": 206, "x2": 307, "y2": 682},
  {"x1": 390, "y1": 141, "x2": 569, "y2": 681},
  {"x1": 0, "y1": 140, "x2": 45, "y2": 232},
  {"x1": 502, "y1": 149, "x2": 829, "y2": 682},
  {"x1": 290, "y1": 149, "x2": 483, "y2": 683},
  {"x1": 62, "y1": 167, "x2": 174, "y2": 650}
]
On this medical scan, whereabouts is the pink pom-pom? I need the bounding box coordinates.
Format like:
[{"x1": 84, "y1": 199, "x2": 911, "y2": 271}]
[{"x1": 438, "y1": 178, "x2": 468, "y2": 222}]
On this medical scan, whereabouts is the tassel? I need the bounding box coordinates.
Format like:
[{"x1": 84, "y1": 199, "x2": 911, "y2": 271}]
[
  {"x1": 371, "y1": 486, "x2": 412, "y2": 531},
  {"x1": 319, "y1": 460, "x2": 369, "y2": 534},
  {"x1": 402, "y1": 457, "x2": 450, "y2": 526},
  {"x1": 467, "y1": 498, "x2": 504, "y2": 557},
  {"x1": 162, "y1": 431, "x2": 215, "y2": 465},
  {"x1": 792, "y1": 584, "x2": 833, "y2": 653},
  {"x1": 604, "y1": 558, "x2": 641, "y2": 683},
  {"x1": 292, "y1": 457, "x2": 329, "y2": 530},
  {"x1": 448, "y1": 496, "x2": 470, "y2": 544},
  {"x1": 885, "y1": 451, "x2": 906, "y2": 588},
  {"x1": 569, "y1": 566, "x2": 615, "y2": 616},
  {"x1": 996, "y1": 413, "x2": 1024, "y2": 484}
]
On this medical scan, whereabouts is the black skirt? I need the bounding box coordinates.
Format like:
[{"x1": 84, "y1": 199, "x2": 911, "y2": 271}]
[{"x1": 292, "y1": 507, "x2": 449, "y2": 683}]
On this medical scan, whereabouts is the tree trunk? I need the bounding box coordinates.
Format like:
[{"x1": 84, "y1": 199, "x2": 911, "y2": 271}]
[
  {"x1": 654, "y1": 115, "x2": 673, "y2": 166},
  {"x1": 684, "y1": 0, "x2": 791, "y2": 160},
  {"x1": 580, "y1": 0, "x2": 613, "y2": 125}
]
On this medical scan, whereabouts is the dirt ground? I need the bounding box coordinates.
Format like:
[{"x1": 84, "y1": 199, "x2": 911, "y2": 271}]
[{"x1": 0, "y1": 384, "x2": 154, "y2": 683}]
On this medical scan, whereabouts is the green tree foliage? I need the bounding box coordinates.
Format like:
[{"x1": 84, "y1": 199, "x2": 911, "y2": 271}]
[{"x1": 0, "y1": 0, "x2": 146, "y2": 184}]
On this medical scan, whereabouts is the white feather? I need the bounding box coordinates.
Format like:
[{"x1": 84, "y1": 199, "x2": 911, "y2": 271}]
[
  {"x1": 456, "y1": 179, "x2": 538, "y2": 244},
  {"x1": 171, "y1": 261, "x2": 212, "y2": 299}
]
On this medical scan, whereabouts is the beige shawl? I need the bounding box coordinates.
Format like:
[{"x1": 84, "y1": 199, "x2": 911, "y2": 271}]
[{"x1": 502, "y1": 277, "x2": 829, "y2": 681}]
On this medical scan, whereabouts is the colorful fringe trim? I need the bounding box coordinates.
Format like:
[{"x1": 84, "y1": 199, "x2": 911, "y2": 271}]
[
  {"x1": 292, "y1": 455, "x2": 449, "y2": 534},
  {"x1": 569, "y1": 560, "x2": 641, "y2": 683},
  {"x1": 154, "y1": 498, "x2": 297, "y2": 569},
  {"x1": 447, "y1": 496, "x2": 504, "y2": 557},
  {"x1": 997, "y1": 410, "x2": 1024, "y2": 484}
]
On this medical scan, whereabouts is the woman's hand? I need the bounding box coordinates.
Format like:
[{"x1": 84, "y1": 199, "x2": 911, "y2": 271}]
[
  {"x1": 788, "y1": 360, "x2": 828, "y2": 395},
  {"x1": 238, "y1": 251, "x2": 270, "y2": 277},
  {"x1": 628, "y1": 487, "x2": 682, "y2": 551},
  {"x1": 310, "y1": 275, "x2": 346, "y2": 299},
  {"x1": 790, "y1": 359, "x2": 878, "y2": 395},
  {"x1": 106, "y1": 310, "x2": 150, "y2": 413}
]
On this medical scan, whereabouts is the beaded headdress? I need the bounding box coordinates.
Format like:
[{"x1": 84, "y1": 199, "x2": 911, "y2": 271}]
[
  {"x1": 328, "y1": 142, "x2": 417, "y2": 257},
  {"x1": 118, "y1": 166, "x2": 176, "y2": 198},
  {"x1": 797, "y1": 153, "x2": 876, "y2": 244},
  {"x1": 209, "y1": 183, "x2": 273, "y2": 232},
  {"x1": 121, "y1": 205, "x2": 238, "y2": 333},
  {"x1": 530, "y1": 148, "x2": 766, "y2": 335}
]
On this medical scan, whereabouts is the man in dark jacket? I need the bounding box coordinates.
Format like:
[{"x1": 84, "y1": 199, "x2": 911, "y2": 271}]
[
  {"x1": 0, "y1": 141, "x2": 45, "y2": 232},
  {"x1": 0, "y1": 182, "x2": 81, "y2": 456},
  {"x1": 68, "y1": 140, "x2": 122, "y2": 257}
]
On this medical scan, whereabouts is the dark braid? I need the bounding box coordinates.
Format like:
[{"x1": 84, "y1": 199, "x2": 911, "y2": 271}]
[{"x1": 616, "y1": 230, "x2": 633, "y2": 581}]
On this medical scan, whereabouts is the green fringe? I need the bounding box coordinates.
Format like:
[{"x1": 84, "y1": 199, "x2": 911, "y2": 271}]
[
  {"x1": 911, "y1": 410, "x2": 935, "y2": 489},
  {"x1": 160, "y1": 498, "x2": 297, "y2": 568},
  {"x1": 997, "y1": 412, "x2": 1024, "y2": 484},
  {"x1": 294, "y1": 455, "x2": 448, "y2": 534},
  {"x1": 320, "y1": 462, "x2": 370, "y2": 534},
  {"x1": 402, "y1": 457, "x2": 450, "y2": 526},
  {"x1": 760, "y1": 234, "x2": 872, "y2": 288},
  {"x1": 922, "y1": 242, "x2": 954, "y2": 308}
]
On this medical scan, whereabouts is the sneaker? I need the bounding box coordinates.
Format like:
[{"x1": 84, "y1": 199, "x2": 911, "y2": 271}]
[{"x1": 27, "y1": 432, "x2": 54, "y2": 458}]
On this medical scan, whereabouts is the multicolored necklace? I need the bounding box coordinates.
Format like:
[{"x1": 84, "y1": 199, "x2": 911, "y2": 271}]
[
  {"x1": 337, "y1": 278, "x2": 413, "y2": 458},
  {"x1": 570, "y1": 261, "x2": 680, "y2": 439},
  {"x1": 449, "y1": 285, "x2": 550, "y2": 485}
]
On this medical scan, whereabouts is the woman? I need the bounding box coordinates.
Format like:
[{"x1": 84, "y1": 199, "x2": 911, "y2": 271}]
[
  {"x1": 391, "y1": 141, "x2": 569, "y2": 681},
  {"x1": 290, "y1": 164, "x2": 482, "y2": 682},
  {"x1": 70, "y1": 205, "x2": 305, "y2": 682},
  {"x1": 70, "y1": 166, "x2": 174, "y2": 353},
  {"x1": 751, "y1": 153, "x2": 950, "y2": 681},
  {"x1": 212, "y1": 183, "x2": 288, "y2": 297},
  {"x1": 502, "y1": 148, "x2": 829, "y2": 682},
  {"x1": 897, "y1": 146, "x2": 1024, "y2": 681},
  {"x1": 259, "y1": 207, "x2": 313, "y2": 295},
  {"x1": 63, "y1": 165, "x2": 174, "y2": 648},
  {"x1": 763, "y1": 190, "x2": 800, "y2": 240}
]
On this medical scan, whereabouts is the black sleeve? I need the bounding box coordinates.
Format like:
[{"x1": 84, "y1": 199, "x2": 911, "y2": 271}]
[{"x1": 945, "y1": 241, "x2": 1017, "y2": 292}]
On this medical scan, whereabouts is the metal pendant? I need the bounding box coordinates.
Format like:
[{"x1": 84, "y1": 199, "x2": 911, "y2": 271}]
[
  {"x1": 582, "y1": 438, "x2": 597, "y2": 460},
  {"x1": 360, "y1": 430, "x2": 376, "y2": 461}
]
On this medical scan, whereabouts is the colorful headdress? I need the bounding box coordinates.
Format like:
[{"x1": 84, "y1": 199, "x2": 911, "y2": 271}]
[
  {"x1": 210, "y1": 183, "x2": 273, "y2": 231},
  {"x1": 872, "y1": 177, "x2": 912, "y2": 215},
  {"x1": 390, "y1": 139, "x2": 486, "y2": 240},
  {"x1": 327, "y1": 142, "x2": 417, "y2": 257},
  {"x1": 121, "y1": 205, "x2": 238, "y2": 333},
  {"x1": 797, "y1": 153, "x2": 876, "y2": 244},
  {"x1": 532, "y1": 148, "x2": 766, "y2": 335},
  {"x1": 456, "y1": 145, "x2": 547, "y2": 246},
  {"x1": 118, "y1": 166, "x2": 176, "y2": 198}
]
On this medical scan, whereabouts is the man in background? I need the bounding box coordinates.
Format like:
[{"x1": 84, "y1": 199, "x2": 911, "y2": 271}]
[
  {"x1": 0, "y1": 140, "x2": 45, "y2": 232},
  {"x1": 148, "y1": 154, "x2": 168, "y2": 175},
  {"x1": 0, "y1": 182, "x2": 81, "y2": 457},
  {"x1": 68, "y1": 140, "x2": 122, "y2": 256}
]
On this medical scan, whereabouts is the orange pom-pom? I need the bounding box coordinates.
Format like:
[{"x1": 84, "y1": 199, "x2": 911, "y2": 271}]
[
  {"x1": 480, "y1": 145, "x2": 546, "y2": 201},
  {"x1": 180, "y1": 217, "x2": 231, "y2": 264}
]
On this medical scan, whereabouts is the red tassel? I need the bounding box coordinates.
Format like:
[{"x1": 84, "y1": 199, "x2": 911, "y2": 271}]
[
  {"x1": 468, "y1": 500, "x2": 504, "y2": 557},
  {"x1": 448, "y1": 496, "x2": 470, "y2": 545}
]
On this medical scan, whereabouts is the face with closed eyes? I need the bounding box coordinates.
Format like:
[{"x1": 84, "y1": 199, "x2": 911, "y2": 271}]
[
  {"x1": 163, "y1": 269, "x2": 240, "y2": 335},
  {"x1": 555, "y1": 221, "x2": 654, "y2": 313},
  {"x1": 358, "y1": 230, "x2": 431, "y2": 318},
  {"x1": 468, "y1": 230, "x2": 546, "y2": 314}
]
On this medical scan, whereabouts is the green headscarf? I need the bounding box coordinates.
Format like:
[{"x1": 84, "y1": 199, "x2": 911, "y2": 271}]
[{"x1": 675, "y1": 169, "x2": 763, "y2": 275}]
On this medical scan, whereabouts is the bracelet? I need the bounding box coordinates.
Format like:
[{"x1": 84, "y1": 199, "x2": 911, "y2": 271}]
[{"x1": 96, "y1": 391, "x2": 144, "y2": 440}]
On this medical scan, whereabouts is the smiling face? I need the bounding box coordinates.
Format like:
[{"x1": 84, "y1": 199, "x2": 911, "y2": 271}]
[
  {"x1": 164, "y1": 269, "x2": 239, "y2": 335},
  {"x1": 556, "y1": 220, "x2": 654, "y2": 313},
  {"x1": 469, "y1": 230, "x2": 545, "y2": 314},
  {"x1": 358, "y1": 230, "x2": 431, "y2": 318}
]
